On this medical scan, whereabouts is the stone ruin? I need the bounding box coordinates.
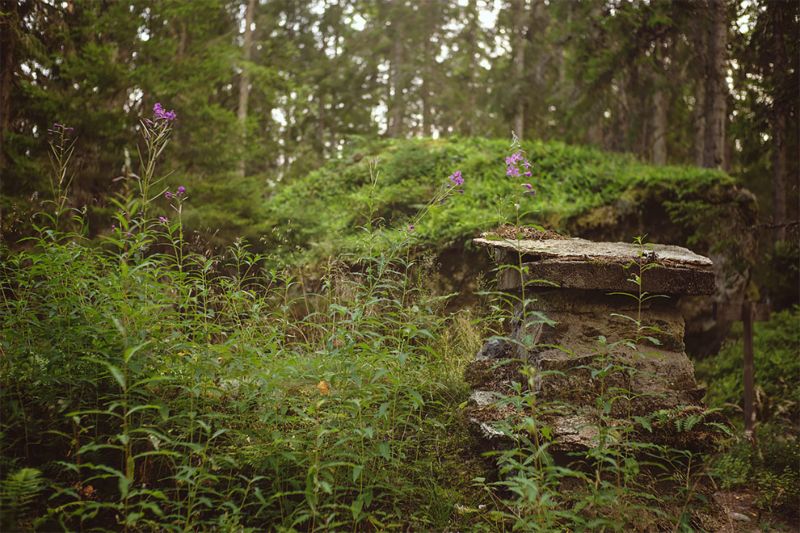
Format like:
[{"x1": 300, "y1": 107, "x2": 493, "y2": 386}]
[{"x1": 465, "y1": 233, "x2": 721, "y2": 453}]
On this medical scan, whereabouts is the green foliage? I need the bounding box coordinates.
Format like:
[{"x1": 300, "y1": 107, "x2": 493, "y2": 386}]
[
  {"x1": 0, "y1": 111, "x2": 791, "y2": 530},
  {"x1": 710, "y1": 424, "x2": 800, "y2": 513},
  {"x1": 179, "y1": 171, "x2": 271, "y2": 247},
  {"x1": 0, "y1": 468, "x2": 45, "y2": 530},
  {"x1": 262, "y1": 136, "x2": 743, "y2": 266},
  {"x1": 3, "y1": 0, "x2": 797, "y2": 280},
  {"x1": 0, "y1": 222, "x2": 490, "y2": 531},
  {"x1": 701, "y1": 308, "x2": 800, "y2": 514},
  {"x1": 0, "y1": 118, "x2": 492, "y2": 530},
  {"x1": 696, "y1": 307, "x2": 800, "y2": 424},
  {"x1": 755, "y1": 240, "x2": 800, "y2": 311}
]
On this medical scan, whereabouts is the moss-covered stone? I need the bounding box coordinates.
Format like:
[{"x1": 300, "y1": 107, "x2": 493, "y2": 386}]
[
  {"x1": 264, "y1": 136, "x2": 758, "y2": 353},
  {"x1": 263, "y1": 137, "x2": 755, "y2": 267}
]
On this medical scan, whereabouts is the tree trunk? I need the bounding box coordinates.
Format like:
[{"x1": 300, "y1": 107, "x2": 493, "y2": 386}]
[
  {"x1": 692, "y1": 6, "x2": 707, "y2": 167},
  {"x1": 693, "y1": 79, "x2": 706, "y2": 166},
  {"x1": 770, "y1": 2, "x2": 788, "y2": 242},
  {"x1": 317, "y1": 4, "x2": 327, "y2": 154},
  {"x1": 701, "y1": 0, "x2": 727, "y2": 169},
  {"x1": 587, "y1": 121, "x2": 604, "y2": 148},
  {"x1": 772, "y1": 112, "x2": 787, "y2": 242},
  {"x1": 237, "y1": 0, "x2": 256, "y2": 178},
  {"x1": 178, "y1": 22, "x2": 188, "y2": 59},
  {"x1": 0, "y1": 0, "x2": 18, "y2": 179},
  {"x1": 651, "y1": 39, "x2": 669, "y2": 165},
  {"x1": 421, "y1": 11, "x2": 432, "y2": 138},
  {"x1": 388, "y1": 18, "x2": 405, "y2": 138},
  {"x1": 512, "y1": 0, "x2": 526, "y2": 138},
  {"x1": 465, "y1": 0, "x2": 479, "y2": 136},
  {"x1": 531, "y1": 1, "x2": 547, "y2": 90},
  {"x1": 421, "y1": 78, "x2": 431, "y2": 137},
  {"x1": 557, "y1": 9, "x2": 568, "y2": 90},
  {"x1": 652, "y1": 88, "x2": 668, "y2": 165}
]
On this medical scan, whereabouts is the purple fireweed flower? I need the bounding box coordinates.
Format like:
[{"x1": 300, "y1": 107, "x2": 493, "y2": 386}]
[
  {"x1": 449, "y1": 170, "x2": 464, "y2": 186},
  {"x1": 164, "y1": 191, "x2": 174, "y2": 200},
  {"x1": 506, "y1": 150, "x2": 533, "y2": 180},
  {"x1": 159, "y1": 216, "x2": 168, "y2": 224},
  {"x1": 523, "y1": 183, "x2": 536, "y2": 196},
  {"x1": 176, "y1": 185, "x2": 186, "y2": 196},
  {"x1": 505, "y1": 152, "x2": 523, "y2": 166},
  {"x1": 153, "y1": 102, "x2": 177, "y2": 121}
]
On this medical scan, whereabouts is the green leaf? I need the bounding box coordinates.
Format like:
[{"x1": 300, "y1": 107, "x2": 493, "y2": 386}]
[
  {"x1": 352, "y1": 464, "x2": 364, "y2": 483},
  {"x1": 351, "y1": 494, "x2": 365, "y2": 521},
  {"x1": 633, "y1": 416, "x2": 652, "y2": 432},
  {"x1": 87, "y1": 358, "x2": 126, "y2": 389},
  {"x1": 124, "y1": 341, "x2": 151, "y2": 363},
  {"x1": 118, "y1": 475, "x2": 130, "y2": 499},
  {"x1": 377, "y1": 442, "x2": 391, "y2": 461}
]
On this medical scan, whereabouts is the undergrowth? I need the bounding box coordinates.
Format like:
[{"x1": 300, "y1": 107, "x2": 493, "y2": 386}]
[
  {"x1": 698, "y1": 306, "x2": 800, "y2": 516},
  {"x1": 0, "y1": 108, "x2": 792, "y2": 531},
  {"x1": 0, "y1": 113, "x2": 487, "y2": 531}
]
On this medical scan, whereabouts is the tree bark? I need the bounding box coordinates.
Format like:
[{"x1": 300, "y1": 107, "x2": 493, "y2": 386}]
[
  {"x1": 421, "y1": 74, "x2": 431, "y2": 137},
  {"x1": 531, "y1": 0, "x2": 547, "y2": 91},
  {"x1": 701, "y1": 0, "x2": 727, "y2": 169},
  {"x1": 421, "y1": 4, "x2": 432, "y2": 138},
  {"x1": 693, "y1": 79, "x2": 706, "y2": 166},
  {"x1": 770, "y1": 2, "x2": 788, "y2": 242},
  {"x1": 464, "y1": 0, "x2": 479, "y2": 136},
  {"x1": 652, "y1": 88, "x2": 668, "y2": 165},
  {"x1": 237, "y1": 0, "x2": 256, "y2": 178},
  {"x1": 0, "y1": 0, "x2": 18, "y2": 179},
  {"x1": 388, "y1": 16, "x2": 405, "y2": 138},
  {"x1": 512, "y1": 0, "x2": 526, "y2": 138},
  {"x1": 651, "y1": 39, "x2": 669, "y2": 165}
]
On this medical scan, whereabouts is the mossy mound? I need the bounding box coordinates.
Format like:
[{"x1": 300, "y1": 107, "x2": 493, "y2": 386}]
[
  {"x1": 263, "y1": 137, "x2": 756, "y2": 270},
  {"x1": 264, "y1": 137, "x2": 757, "y2": 353}
]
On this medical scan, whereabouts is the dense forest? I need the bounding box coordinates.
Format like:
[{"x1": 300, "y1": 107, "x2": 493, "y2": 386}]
[
  {"x1": 2, "y1": 0, "x2": 798, "y2": 242},
  {"x1": 0, "y1": 0, "x2": 798, "y2": 531}
]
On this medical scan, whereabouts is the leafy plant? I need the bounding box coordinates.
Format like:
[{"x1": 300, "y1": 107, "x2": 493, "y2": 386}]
[{"x1": 0, "y1": 468, "x2": 45, "y2": 530}]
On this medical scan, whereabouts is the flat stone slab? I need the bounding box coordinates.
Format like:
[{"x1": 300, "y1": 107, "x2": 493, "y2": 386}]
[{"x1": 474, "y1": 235, "x2": 715, "y2": 295}]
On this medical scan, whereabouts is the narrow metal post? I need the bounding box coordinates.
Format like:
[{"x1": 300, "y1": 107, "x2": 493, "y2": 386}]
[{"x1": 742, "y1": 301, "x2": 755, "y2": 437}]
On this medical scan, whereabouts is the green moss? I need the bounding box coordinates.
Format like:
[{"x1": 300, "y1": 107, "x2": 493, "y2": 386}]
[{"x1": 261, "y1": 137, "x2": 753, "y2": 266}]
